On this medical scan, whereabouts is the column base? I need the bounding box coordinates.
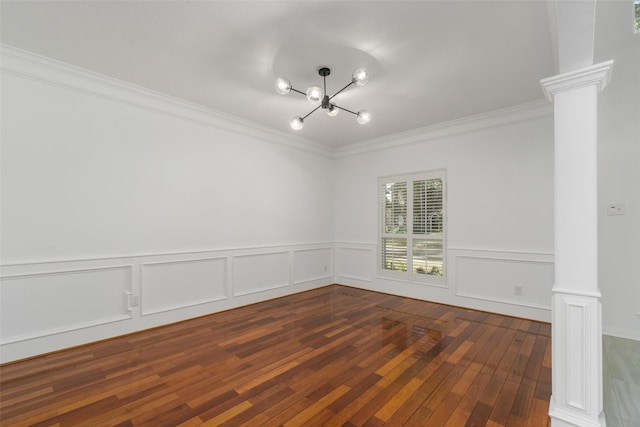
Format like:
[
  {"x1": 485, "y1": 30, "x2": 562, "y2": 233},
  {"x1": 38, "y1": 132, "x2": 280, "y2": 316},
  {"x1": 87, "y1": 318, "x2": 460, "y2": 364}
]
[
  {"x1": 549, "y1": 289, "x2": 605, "y2": 427},
  {"x1": 549, "y1": 395, "x2": 606, "y2": 427}
]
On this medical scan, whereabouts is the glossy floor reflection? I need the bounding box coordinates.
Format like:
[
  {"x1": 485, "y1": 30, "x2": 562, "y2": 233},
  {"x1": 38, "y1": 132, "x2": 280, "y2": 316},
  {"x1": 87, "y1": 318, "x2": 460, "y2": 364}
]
[{"x1": 0, "y1": 285, "x2": 551, "y2": 426}]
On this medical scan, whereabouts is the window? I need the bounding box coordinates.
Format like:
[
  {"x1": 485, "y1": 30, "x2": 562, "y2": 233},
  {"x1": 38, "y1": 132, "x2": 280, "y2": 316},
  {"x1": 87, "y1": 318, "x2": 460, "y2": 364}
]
[
  {"x1": 379, "y1": 170, "x2": 446, "y2": 285},
  {"x1": 636, "y1": 0, "x2": 640, "y2": 33}
]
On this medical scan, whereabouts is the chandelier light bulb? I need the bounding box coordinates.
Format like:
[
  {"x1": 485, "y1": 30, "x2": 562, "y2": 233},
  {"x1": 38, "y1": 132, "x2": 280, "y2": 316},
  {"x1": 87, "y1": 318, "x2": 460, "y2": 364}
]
[
  {"x1": 290, "y1": 116, "x2": 304, "y2": 130},
  {"x1": 306, "y1": 85, "x2": 324, "y2": 104},
  {"x1": 352, "y1": 67, "x2": 369, "y2": 86},
  {"x1": 356, "y1": 110, "x2": 371, "y2": 125},
  {"x1": 275, "y1": 77, "x2": 292, "y2": 95},
  {"x1": 278, "y1": 67, "x2": 370, "y2": 129}
]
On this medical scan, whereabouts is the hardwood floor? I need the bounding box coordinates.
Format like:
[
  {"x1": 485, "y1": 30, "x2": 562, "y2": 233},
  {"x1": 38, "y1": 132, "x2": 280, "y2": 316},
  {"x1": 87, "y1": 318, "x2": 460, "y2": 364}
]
[{"x1": 0, "y1": 285, "x2": 551, "y2": 426}]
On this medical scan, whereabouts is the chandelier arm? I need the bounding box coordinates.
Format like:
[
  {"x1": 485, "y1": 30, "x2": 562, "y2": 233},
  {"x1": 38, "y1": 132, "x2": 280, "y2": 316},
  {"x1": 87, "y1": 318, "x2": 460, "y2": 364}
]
[
  {"x1": 290, "y1": 87, "x2": 306, "y2": 96},
  {"x1": 302, "y1": 104, "x2": 323, "y2": 120},
  {"x1": 333, "y1": 104, "x2": 358, "y2": 116},
  {"x1": 329, "y1": 81, "x2": 354, "y2": 101}
]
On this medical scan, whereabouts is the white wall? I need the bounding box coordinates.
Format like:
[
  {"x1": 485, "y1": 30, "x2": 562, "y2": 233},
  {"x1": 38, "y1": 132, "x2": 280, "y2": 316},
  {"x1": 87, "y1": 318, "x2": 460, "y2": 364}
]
[
  {"x1": 3, "y1": 24, "x2": 637, "y2": 363},
  {"x1": 597, "y1": 19, "x2": 640, "y2": 341},
  {"x1": 0, "y1": 48, "x2": 335, "y2": 362},
  {"x1": 333, "y1": 104, "x2": 556, "y2": 321}
]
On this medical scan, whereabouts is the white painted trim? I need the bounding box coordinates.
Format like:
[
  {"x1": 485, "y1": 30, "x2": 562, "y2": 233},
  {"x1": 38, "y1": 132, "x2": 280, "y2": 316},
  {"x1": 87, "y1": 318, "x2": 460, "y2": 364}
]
[
  {"x1": 140, "y1": 257, "x2": 228, "y2": 316},
  {"x1": 334, "y1": 242, "x2": 377, "y2": 248},
  {"x1": 336, "y1": 275, "x2": 373, "y2": 284},
  {"x1": 455, "y1": 292, "x2": 552, "y2": 312},
  {"x1": 448, "y1": 247, "x2": 554, "y2": 258},
  {"x1": 1, "y1": 242, "x2": 335, "y2": 362},
  {"x1": 231, "y1": 250, "x2": 290, "y2": 260},
  {"x1": 548, "y1": 402, "x2": 606, "y2": 427},
  {"x1": 335, "y1": 100, "x2": 553, "y2": 158},
  {"x1": 0, "y1": 44, "x2": 333, "y2": 158},
  {"x1": 374, "y1": 275, "x2": 448, "y2": 289},
  {"x1": 293, "y1": 275, "x2": 334, "y2": 286},
  {"x1": 232, "y1": 283, "x2": 291, "y2": 298},
  {"x1": 0, "y1": 265, "x2": 134, "y2": 281},
  {"x1": 231, "y1": 251, "x2": 291, "y2": 297},
  {"x1": 0, "y1": 315, "x2": 133, "y2": 346},
  {"x1": 1, "y1": 241, "x2": 335, "y2": 267},
  {"x1": 451, "y1": 254, "x2": 553, "y2": 266},
  {"x1": 292, "y1": 247, "x2": 334, "y2": 285},
  {"x1": 335, "y1": 244, "x2": 376, "y2": 283},
  {"x1": 550, "y1": 291, "x2": 604, "y2": 426},
  {"x1": 552, "y1": 287, "x2": 602, "y2": 299},
  {"x1": 450, "y1": 248, "x2": 554, "y2": 311},
  {"x1": 541, "y1": 60, "x2": 614, "y2": 100},
  {"x1": 292, "y1": 247, "x2": 333, "y2": 254},
  {"x1": 141, "y1": 296, "x2": 228, "y2": 317},
  {"x1": 1, "y1": 45, "x2": 556, "y2": 161},
  {"x1": 0, "y1": 266, "x2": 134, "y2": 344}
]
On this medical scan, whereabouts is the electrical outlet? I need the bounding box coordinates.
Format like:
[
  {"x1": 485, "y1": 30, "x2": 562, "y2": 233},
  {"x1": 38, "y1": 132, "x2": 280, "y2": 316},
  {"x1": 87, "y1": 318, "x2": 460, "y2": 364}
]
[
  {"x1": 607, "y1": 203, "x2": 625, "y2": 215},
  {"x1": 514, "y1": 285, "x2": 523, "y2": 296}
]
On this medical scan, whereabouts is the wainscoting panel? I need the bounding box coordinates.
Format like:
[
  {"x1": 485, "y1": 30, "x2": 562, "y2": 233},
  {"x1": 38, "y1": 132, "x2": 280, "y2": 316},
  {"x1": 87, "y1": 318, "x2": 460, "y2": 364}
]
[
  {"x1": 335, "y1": 244, "x2": 375, "y2": 283},
  {"x1": 1, "y1": 243, "x2": 334, "y2": 363},
  {"x1": 450, "y1": 249, "x2": 554, "y2": 310},
  {"x1": 141, "y1": 258, "x2": 227, "y2": 315},
  {"x1": 0, "y1": 266, "x2": 132, "y2": 344},
  {"x1": 232, "y1": 251, "x2": 291, "y2": 297},
  {"x1": 292, "y1": 248, "x2": 333, "y2": 285}
]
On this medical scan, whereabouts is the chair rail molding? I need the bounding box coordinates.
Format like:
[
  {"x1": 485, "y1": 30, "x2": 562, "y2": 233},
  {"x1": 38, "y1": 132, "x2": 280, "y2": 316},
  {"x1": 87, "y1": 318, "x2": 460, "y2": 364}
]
[{"x1": 0, "y1": 242, "x2": 334, "y2": 363}]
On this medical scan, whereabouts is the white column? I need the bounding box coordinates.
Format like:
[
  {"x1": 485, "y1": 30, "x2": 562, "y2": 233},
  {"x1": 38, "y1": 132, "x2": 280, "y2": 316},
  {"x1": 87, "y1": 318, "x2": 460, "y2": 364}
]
[{"x1": 541, "y1": 60, "x2": 613, "y2": 427}]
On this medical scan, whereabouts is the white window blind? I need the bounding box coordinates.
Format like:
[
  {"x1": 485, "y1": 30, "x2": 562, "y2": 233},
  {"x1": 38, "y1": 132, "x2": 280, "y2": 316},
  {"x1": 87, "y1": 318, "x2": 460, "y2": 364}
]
[{"x1": 379, "y1": 170, "x2": 446, "y2": 285}]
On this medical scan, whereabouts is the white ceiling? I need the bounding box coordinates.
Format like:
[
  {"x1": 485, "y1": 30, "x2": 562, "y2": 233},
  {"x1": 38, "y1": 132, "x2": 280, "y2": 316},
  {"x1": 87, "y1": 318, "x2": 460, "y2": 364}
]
[{"x1": 1, "y1": 0, "x2": 558, "y2": 148}]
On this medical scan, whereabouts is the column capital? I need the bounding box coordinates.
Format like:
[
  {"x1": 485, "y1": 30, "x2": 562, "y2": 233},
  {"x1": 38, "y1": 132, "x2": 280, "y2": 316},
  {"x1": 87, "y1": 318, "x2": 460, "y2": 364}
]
[{"x1": 541, "y1": 60, "x2": 614, "y2": 101}]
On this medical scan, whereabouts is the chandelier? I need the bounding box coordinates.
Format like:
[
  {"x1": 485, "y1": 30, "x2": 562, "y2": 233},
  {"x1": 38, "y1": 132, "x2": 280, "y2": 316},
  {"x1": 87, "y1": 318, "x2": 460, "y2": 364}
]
[{"x1": 275, "y1": 67, "x2": 371, "y2": 130}]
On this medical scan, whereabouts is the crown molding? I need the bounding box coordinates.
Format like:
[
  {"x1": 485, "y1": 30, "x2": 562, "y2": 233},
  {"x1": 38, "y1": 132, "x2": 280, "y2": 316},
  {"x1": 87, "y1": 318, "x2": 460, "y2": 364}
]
[
  {"x1": 334, "y1": 100, "x2": 553, "y2": 158},
  {"x1": 540, "y1": 60, "x2": 614, "y2": 101},
  {"x1": 0, "y1": 44, "x2": 333, "y2": 158},
  {"x1": 1, "y1": 44, "x2": 557, "y2": 161}
]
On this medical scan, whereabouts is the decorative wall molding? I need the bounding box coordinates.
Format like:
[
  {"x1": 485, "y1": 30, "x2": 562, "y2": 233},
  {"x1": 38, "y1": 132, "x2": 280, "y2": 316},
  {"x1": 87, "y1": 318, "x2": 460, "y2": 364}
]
[
  {"x1": 141, "y1": 257, "x2": 227, "y2": 316},
  {"x1": 0, "y1": 44, "x2": 333, "y2": 158},
  {"x1": 334, "y1": 243, "x2": 553, "y2": 322},
  {"x1": 0, "y1": 243, "x2": 334, "y2": 363},
  {"x1": 1, "y1": 44, "x2": 555, "y2": 162},
  {"x1": 292, "y1": 247, "x2": 333, "y2": 285},
  {"x1": 0, "y1": 266, "x2": 133, "y2": 345},
  {"x1": 0, "y1": 241, "x2": 335, "y2": 268},
  {"x1": 335, "y1": 100, "x2": 553, "y2": 158},
  {"x1": 450, "y1": 248, "x2": 554, "y2": 311},
  {"x1": 335, "y1": 243, "x2": 376, "y2": 283},
  {"x1": 549, "y1": 290, "x2": 605, "y2": 427},
  {"x1": 232, "y1": 251, "x2": 291, "y2": 297}
]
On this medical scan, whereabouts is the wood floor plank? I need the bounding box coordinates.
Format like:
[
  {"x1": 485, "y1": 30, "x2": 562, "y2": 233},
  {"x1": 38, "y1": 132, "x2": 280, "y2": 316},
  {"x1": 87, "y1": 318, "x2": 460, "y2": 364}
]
[
  {"x1": 282, "y1": 384, "x2": 350, "y2": 427},
  {"x1": 0, "y1": 284, "x2": 551, "y2": 426}
]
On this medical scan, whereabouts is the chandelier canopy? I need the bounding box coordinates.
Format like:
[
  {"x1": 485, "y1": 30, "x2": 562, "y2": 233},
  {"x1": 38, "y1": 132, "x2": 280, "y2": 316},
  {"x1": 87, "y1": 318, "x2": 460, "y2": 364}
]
[{"x1": 275, "y1": 67, "x2": 370, "y2": 130}]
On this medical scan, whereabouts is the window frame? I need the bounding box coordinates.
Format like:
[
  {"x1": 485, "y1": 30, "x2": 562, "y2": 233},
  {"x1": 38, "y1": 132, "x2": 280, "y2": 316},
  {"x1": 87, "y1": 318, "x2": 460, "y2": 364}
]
[{"x1": 378, "y1": 170, "x2": 447, "y2": 286}]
